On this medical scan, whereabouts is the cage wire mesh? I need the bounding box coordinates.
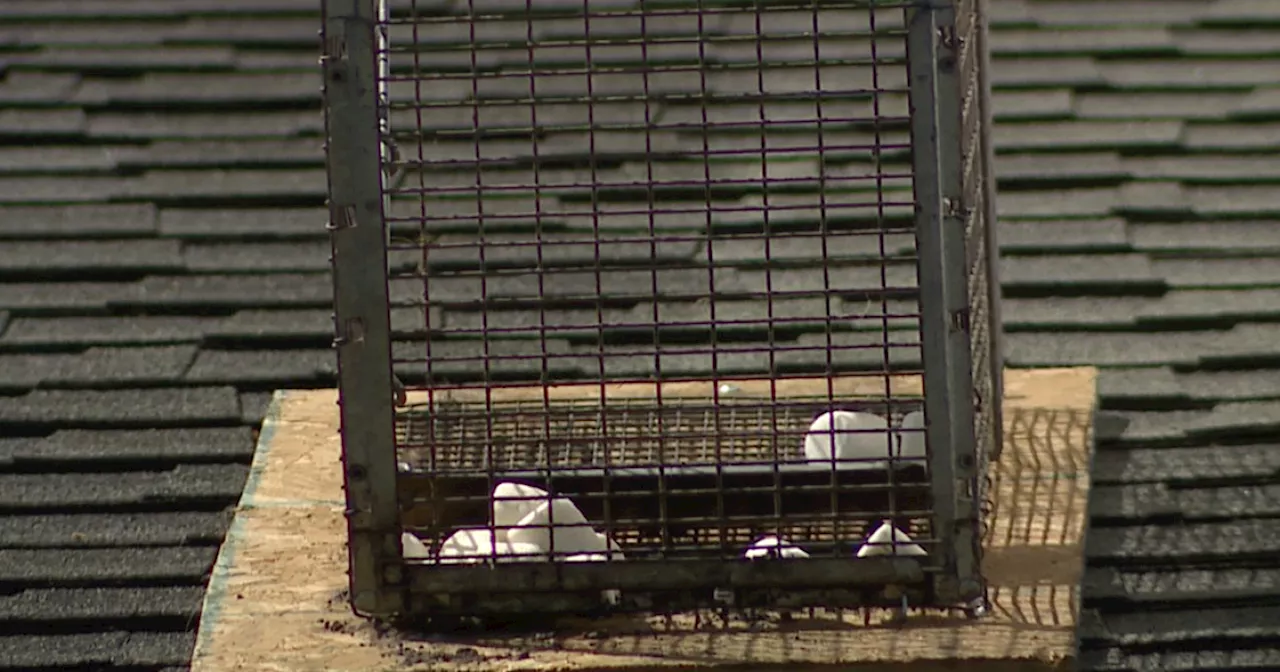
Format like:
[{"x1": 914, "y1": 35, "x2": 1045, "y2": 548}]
[
  {"x1": 956, "y1": 0, "x2": 1003, "y2": 577},
  {"x1": 322, "y1": 0, "x2": 999, "y2": 620}
]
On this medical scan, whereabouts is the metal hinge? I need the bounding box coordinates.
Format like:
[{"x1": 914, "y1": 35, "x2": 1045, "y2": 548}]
[
  {"x1": 943, "y1": 197, "x2": 970, "y2": 221},
  {"x1": 938, "y1": 25, "x2": 963, "y2": 51},
  {"x1": 333, "y1": 317, "x2": 365, "y2": 347},
  {"x1": 392, "y1": 374, "x2": 407, "y2": 407},
  {"x1": 331, "y1": 317, "x2": 406, "y2": 405},
  {"x1": 327, "y1": 205, "x2": 357, "y2": 231},
  {"x1": 322, "y1": 32, "x2": 346, "y2": 63}
]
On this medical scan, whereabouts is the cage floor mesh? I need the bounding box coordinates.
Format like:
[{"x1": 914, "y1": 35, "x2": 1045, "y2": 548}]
[{"x1": 395, "y1": 394, "x2": 933, "y2": 554}]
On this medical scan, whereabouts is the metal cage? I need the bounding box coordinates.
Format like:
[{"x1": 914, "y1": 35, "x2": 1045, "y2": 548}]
[{"x1": 321, "y1": 0, "x2": 1002, "y2": 622}]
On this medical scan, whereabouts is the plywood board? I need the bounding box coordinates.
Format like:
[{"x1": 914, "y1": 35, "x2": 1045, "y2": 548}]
[
  {"x1": 409, "y1": 374, "x2": 927, "y2": 405},
  {"x1": 192, "y1": 367, "x2": 1095, "y2": 672}
]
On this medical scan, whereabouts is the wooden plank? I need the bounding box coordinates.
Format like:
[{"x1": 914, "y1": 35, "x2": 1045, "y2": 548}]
[
  {"x1": 192, "y1": 367, "x2": 1094, "y2": 672},
  {"x1": 412, "y1": 374, "x2": 924, "y2": 405}
]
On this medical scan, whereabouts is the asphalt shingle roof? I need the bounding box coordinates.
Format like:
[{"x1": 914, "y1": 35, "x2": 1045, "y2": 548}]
[{"x1": 2, "y1": 0, "x2": 1280, "y2": 669}]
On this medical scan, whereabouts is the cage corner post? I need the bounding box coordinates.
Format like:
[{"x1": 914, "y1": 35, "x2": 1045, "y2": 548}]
[
  {"x1": 905, "y1": 0, "x2": 985, "y2": 607},
  {"x1": 322, "y1": 0, "x2": 405, "y2": 619}
]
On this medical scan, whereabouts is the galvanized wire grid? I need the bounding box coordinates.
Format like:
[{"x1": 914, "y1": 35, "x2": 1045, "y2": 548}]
[
  {"x1": 369, "y1": 0, "x2": 966, "y2": 585},
  {"x1": 379, "y1": 0, "x2": 919, "y2": 383}
]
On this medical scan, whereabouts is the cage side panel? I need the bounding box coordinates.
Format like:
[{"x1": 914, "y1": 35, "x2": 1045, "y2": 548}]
[
  {"x1": 382, "y1": 0, "x2": 948, "y2": 615},
  {"x1": 322, "y1": 0, "x2": 404, "y2": 617},
  {"x1": 955, "y1": 0, "x2": 997, "y2": 596},
  {"x1": 906, "y1": 1, "x2": 983, "y2": 604},
  {"x1": 973, "y1": 0, "x2": 1004, "y2": 462},
  {"x1": 956, "y1": 0, "x2": 1000, "y2": 563}
]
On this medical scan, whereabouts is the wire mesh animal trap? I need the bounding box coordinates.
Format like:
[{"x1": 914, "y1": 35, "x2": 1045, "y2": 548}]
[{"x1": 321, "y1": 0, "x2": 1002, "y2": 622}]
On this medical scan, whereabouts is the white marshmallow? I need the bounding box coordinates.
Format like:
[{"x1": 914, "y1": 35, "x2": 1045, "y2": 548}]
[
  {"x1": 401, "y1": 532, "x2": 432, "y2": 559},
  {"x1": 492, "y1": 482, "x2": 551, "y2": 541},
  {"x1": 498, "y1": 541, "x2": 548, "y2": 563},
  {"x1": 804, "y1": 411, "x2": 892, "y2": 467},
  {"x1": 507, "y1": 498, "x2": 606, "y2": 556},
  {"x1": 744, "y1": 535, "x2": 810, "y2": 560},
  {"x1": 564, "y1": 552, "x2": 608, "y2": 562},
  {"x1": 856, "y1": 520, "x2": 927, "y2": 558},
  {"x1": 898, "y1": 411, "x2": 927, "y2": 463},
  {"x1": 561, "y1": 534, "x2": 625, "y2": 561},
  {"x1": 438, "y1": 528, "x2": 549, "y2": 563},
  {"x1": 438, "y1": 527, "x2": 497, "y2": 562}
]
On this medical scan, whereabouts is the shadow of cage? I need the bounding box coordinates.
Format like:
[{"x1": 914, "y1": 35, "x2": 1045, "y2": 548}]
[{"x1": 390, "y1": 405, "x2": 1093, "y2": 662}]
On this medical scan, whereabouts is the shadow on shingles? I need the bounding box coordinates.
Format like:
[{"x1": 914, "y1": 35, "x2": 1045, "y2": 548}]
[{"x1": 1092, "y1": 413, "x2": 1132, "y2": 443}]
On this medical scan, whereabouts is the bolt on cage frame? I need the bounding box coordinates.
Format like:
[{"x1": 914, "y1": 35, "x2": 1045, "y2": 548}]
[{"x1": 321, "y1": 0, "x2": 1002, "y2": 621}]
